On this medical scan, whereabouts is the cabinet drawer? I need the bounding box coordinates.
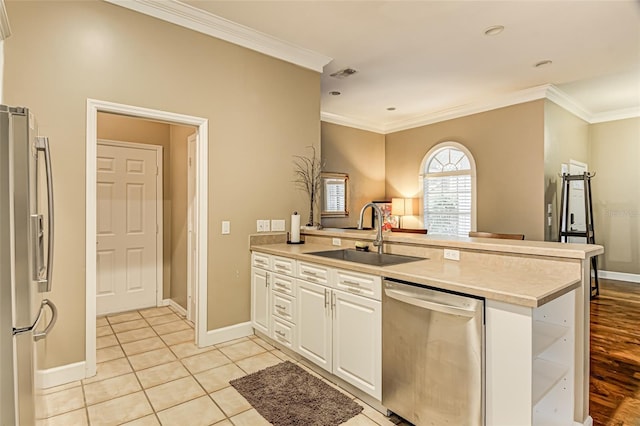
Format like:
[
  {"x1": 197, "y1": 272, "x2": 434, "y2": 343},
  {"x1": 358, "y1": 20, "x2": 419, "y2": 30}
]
[
  {"x1": 298, "y1": 262, "x2": 330, "y2": 285},
  {"x1": 336, "y1": 269, "x2": 382, "y2": 300},
  {"x1": 272, "y1": 318, "x2": 295, "y2": 349},
  {"x1": 272, "y1": 273, "x2": 296, "y2": 296},
  {"x1": 252, "y1": 252, "x2": 271, "y2": 269},
  {"x1": 273, "y1": 256, "x2": 296, "y2": 276},
  {"x1": 272, "y1": 292, "x2": 296, "y2": 323}
]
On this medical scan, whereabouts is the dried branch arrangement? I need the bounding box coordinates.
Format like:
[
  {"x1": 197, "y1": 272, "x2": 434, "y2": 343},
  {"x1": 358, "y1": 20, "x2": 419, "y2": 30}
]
[{"x1": 293, "y1": 146, "x2": 324, "y2": 226}]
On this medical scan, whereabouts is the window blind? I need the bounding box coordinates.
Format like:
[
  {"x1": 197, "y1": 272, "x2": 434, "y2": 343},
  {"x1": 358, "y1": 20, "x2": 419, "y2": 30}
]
[{"x1": 424, "y1": 174, "x2": 471, "y2": 237}]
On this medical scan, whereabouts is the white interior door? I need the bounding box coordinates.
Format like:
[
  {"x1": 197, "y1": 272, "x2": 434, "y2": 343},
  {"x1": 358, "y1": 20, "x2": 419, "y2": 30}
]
[
  {"x1": 96, "y1": 142, "x2": 159, "y2": 315},
  {"x1": 187, "y1": 133, "x2": 197, "y2": 322},
  {"x1": 567, "y1": 160, "x2": 588, "y2": 243}
]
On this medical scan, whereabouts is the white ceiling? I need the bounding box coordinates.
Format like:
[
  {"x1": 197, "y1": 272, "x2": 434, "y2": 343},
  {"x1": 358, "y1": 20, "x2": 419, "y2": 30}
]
[{"x1": 128, "y1": 0, "x2": 640, "y2": 133}]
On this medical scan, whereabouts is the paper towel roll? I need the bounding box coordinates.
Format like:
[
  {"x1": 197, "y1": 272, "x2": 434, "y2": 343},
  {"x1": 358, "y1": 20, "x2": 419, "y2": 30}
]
[{"x1": 290, "y1": 213, "x2": 301, "y2": 243}]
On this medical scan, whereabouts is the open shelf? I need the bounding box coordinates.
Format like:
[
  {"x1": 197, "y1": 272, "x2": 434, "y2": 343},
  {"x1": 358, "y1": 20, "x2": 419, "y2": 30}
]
[
  {"x1": 532, "y1": 358, "x2": 569, "y2": 405},
  {"x1": 533, "y1": 320, "x2": 568, "y2": 358}
]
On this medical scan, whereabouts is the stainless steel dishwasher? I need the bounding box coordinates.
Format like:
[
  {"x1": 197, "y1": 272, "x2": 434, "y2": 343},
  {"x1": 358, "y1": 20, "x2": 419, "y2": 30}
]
[{"x1": 382, "y1": 278, "x2": 484, "y2": 426}]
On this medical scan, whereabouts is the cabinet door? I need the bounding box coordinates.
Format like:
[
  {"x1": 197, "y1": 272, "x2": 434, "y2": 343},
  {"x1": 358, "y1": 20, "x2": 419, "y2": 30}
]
[
  {"x1": 332, "y1": 289, "x2": 381, "y2": 400},
  {"x1": 251, "y1": 267, "x2": 270, "y2": 335},
  {"x1": 296, "y1": 279, "x2": 332, "y2": 372}
]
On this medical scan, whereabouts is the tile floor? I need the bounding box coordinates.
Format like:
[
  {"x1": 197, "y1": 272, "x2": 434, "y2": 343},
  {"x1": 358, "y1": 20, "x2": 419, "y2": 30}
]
[{"x1": 37, "y1": 306, "x2": 400, "y2": 426}]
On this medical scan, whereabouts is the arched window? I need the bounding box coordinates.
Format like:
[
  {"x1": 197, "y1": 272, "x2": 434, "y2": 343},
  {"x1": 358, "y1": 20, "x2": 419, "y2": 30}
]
[{"x1": 420, "y1": 142, "x2": 476, "y2": 237}]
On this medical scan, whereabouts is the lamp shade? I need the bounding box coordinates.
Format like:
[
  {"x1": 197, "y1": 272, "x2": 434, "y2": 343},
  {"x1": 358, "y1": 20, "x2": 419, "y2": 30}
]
[
  {"x1": 391, "y1": 198, "x2": 405, "y2": 216},
  {"x1": 392, "y1": 198, "x2": 418, "y2": 216}
]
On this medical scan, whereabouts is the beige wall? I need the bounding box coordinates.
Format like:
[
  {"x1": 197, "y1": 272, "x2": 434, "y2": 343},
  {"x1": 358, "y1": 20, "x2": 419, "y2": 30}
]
[
  {"x1": 169, "y1": 125, "x2": 193, "y2": 308},
  {"x1": 4, "y1": 0, "x2": 320, "y2": 368},
  {"x1": 589, "y1": 118, "x2": 640, "y2": 275},
  {"x1": 385, "y1": 101, "x2": 546, "y2": 240},
  {"x1": 320, "y1": 122, "x2": 386, "y2": 228},
  {"x1": 543, "y1": 100, "x2": 589, "y2": 241}
]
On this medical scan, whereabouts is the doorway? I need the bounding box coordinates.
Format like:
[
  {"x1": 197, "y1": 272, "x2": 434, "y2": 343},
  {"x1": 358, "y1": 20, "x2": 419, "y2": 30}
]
[
  {"x1": 567, "y1": 159, "x2": 588, "y2": 244},
  {"x1": 85, "y1": 99, "x2": 209, "y2": 378}
]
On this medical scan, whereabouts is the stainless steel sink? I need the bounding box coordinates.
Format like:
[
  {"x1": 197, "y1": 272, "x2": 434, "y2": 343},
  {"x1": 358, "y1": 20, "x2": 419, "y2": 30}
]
[{"x1": 307, "y1": 249, "x2": 425, "y2": 267}]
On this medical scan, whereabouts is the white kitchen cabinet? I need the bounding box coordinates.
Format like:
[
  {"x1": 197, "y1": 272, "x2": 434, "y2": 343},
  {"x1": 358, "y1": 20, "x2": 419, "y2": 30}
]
[
  {"x1": 296, "y1": 279, "x2": 332, "y2": 370},
  {"x1": 296, "y1": 262, "x2": 381, "y2": 400},
  {"x1": 332, "y1": 289, "x2": 381, "y2": 400},
  {"x1": 250, "y1": 253, "x2": 271, "y2": 335}
]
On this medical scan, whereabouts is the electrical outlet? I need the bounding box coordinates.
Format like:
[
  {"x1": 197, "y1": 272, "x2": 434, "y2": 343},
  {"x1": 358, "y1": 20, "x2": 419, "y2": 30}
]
[
  {"x1": 256, "y1": 220, "x2": 264, "y2": 232},
  {"x1": 332, "y1": 238, "x2": 341, "y2": 246},
  {"x1": 262, "y1": 220, "x2": 270, "y2": 232},
  {"x1": 443, "y1": 249, "x2": 460, "y2": 261},
  {"x1": 271, "y1": 219, "x2": 285, "y2": 231}
]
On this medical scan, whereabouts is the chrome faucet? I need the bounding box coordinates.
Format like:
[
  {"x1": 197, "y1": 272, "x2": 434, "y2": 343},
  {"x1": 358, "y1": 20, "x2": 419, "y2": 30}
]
[{"x1": 357, "y1": 202, "x2": 384, "y2": 254}]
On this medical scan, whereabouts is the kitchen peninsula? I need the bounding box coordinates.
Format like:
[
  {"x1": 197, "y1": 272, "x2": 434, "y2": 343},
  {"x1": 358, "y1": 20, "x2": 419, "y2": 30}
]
[{"x1": 249, "y1": 229, "x2": 602, "y2": 426}]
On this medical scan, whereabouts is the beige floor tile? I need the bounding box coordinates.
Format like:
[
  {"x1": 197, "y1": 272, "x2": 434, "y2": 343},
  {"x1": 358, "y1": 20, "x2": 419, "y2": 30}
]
[
  {"x1": 111, "y1": 319, "x2": 149, "y2": 333},
  {"x1": 343, "y1": 413, "x2": 379, "y2": 425},
  {"x1": 156, "y1": 395, "x2": 225, "y2": 426},
  {"x1": 107, "y1": 311, "x2": 143, "y2": 324},
  {"x1": 271, "y1": 349, "x2": 296, "y2": 363},
  {"x1": 210, "y1": 386, "x2": 251, "y2": 417},
  {"x1": 96, "y1": 317, "x2": 109, "y2": 327},
  {"x1": 96, "y1": 325, "x2": 113, "y2": 337},
  {"x1": 229, "y1": 408, "x2": 271, "y2": 426},
  {"x1": 218, "y1": 340, "x2": 266, "y2": 362},
  {"x1": 145, "y1": 313, "x2": 180, "y2": 326},
  {"x1": 251, "y1": 337, "x2": 275, "y2": 351},
  {"x1": 152, "y1": 320, "x2": 191, "y2": 335},
  {"x1": 212, "y1": 420, "x2": 233, "y2": 426},
  {"x1": 38, "y1": 408, "x2": 88, "y2": 426},
  {"x1": 169, "y1": 341, "x2": 215, "y2": 359},
  {"x1": 122, "y1": 336, "x2": 166, "y2": 356},
  {"x1": 181, "y1": 349, "x2": 231, "y2": 375},
  {"x1": 356, "y1": 399, "x2": 396, "y2": 424},
  {"x1": 160, "y1": 328, "x2": 194, "y2": 346},
  {"x1": 120, "y1": 414, "x2": 160, "y2": 425},
  {"x1": 139, "y1": 306, "x2": 173, "y2": 318},
  {"x1": 87, "y1": 391, "x2": 153, "y2": 425},
  {"x1": 83, "y1": 373, "x2": 141, "y2": 405},
  {"x1": 128, "y1": 347, "x2": 176, "y2": 371},
  {"x1": 96, "y1": 345, "x2": 125, "y2": 363},
  {"x1": 39, "y1": 386, "x2": 85, "y2": 418},
  {"x1": 235, "y1": 351, "x2": 282, "y2": 374},
  {"x1": 116, "y1": 327, "x2": 157, "y2": 344},
  {"x1": 40, "y1": 380, "x2": 82, "y2": 395},
  {"x1": 144, "y1": 376, "x2": 205, "y2": 412},
  {"x1": 214, "y1": 337, "x2": 250, "y2": 349},
  {"x1": 96, "y1": 334, "x2": 118, "y2": 349},
  {"x1": 136, "y1": 360, "x2": 190, "y2": 389},
  {"x1": 83, "y1": 358, "x2": 132, "y2": 385},
  {"x1": 194, "y1": 363, "x2": 246, "y2": 393}
]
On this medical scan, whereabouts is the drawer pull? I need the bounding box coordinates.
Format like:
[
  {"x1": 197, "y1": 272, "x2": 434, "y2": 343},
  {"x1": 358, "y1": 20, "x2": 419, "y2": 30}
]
[
  {"x1": 347, "y1": 287, "x2": 362, "y2": 294},
  {"x1": 275, "y1": 264, "x2": 288, "y2": 270},
  {"x1": 275, "y1": 304, "x2": 287, "y2": 310},
  {"x1": 342, "y1": 280, "x2": 361, "y2": 287},
  {"x1": 274, "y1": 283, "x2": 288, "y2": 288},
  {"x1": 304, "y1": 270, "x2": 318, "y2": 276},
  {"x1": 255, "y1": 259, "x2": 267, "y2": 265},
  {"x1": 275, "y1": 330, "x2": 286, "y2": 337}
]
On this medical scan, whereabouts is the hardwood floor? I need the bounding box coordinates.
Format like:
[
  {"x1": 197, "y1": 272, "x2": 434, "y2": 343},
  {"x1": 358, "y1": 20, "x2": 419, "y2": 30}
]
[{"x1": 590, "y1": 278, "x2": 640, "y2": 426}]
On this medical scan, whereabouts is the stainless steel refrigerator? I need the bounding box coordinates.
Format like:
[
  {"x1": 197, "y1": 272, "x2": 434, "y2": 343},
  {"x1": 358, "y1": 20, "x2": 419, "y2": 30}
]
[{"x1": 1, "y1": 105, "x2": 57, "y2": 425}]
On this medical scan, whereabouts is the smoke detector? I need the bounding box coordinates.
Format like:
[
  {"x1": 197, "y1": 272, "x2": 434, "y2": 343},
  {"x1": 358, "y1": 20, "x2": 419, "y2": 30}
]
[{"x1": 330, "y1": 68, "x2": 358, "y2": 79}]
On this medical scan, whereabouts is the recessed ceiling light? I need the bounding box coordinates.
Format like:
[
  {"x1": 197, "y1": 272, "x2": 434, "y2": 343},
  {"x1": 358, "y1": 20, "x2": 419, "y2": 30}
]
[
  {"x1": 329, "y1": 91, "x2": 341, "y2": 96},
  {"x1": 484, "y1": 25, "x2": 504, "y2": 36},
  {"x1": 387, "y1": 107, "x2": 396, "y2": 111},
  {"x1": 534, "y1": 60, "x2": 553, "y2": 68},
  {"x1": 330, "y1": 68, "x2": 358, "y2": 79}
]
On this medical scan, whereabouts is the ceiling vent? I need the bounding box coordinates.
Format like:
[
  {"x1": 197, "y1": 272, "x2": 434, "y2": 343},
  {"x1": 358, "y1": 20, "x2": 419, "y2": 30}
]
[{"x1": 330, "y1": 68, "x2": 358, "y2": 79}]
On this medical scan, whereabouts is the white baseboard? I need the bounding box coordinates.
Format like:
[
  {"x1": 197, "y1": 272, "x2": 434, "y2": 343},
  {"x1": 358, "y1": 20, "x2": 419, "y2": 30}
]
[
  {"x1": 198, "y1": 321, "x2": 253, "y2": 348},
  {"x1": 600, "y1": 270, "x2": 640, "y2": 283},
  {"x1": 576, "y1": 415, "x2": 593, "y2": 426},
  {"x1": 35, "y1": 361, "x2": 86, "y2": 389},
  {"x1": 162, "y1": 298, "x2": 187, "y2": 316}
]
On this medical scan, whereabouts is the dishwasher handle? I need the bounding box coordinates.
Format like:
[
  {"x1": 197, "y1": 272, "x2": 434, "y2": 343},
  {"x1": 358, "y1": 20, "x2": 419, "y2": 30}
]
[{"x1": 384, "y1": 288, "x2": 478, "y2": 318}]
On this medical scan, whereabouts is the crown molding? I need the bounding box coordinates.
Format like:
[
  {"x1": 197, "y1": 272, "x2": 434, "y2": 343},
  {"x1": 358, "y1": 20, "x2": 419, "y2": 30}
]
[
  {"x1": 320, "y1": 112, "x2": 386, "y2": 134},
  {"x1": 104, "y1": 0, "x2": 332, "y2": 73},
  {"x1": 590, "y1": 106, "x2": 640, "y2": 124}
]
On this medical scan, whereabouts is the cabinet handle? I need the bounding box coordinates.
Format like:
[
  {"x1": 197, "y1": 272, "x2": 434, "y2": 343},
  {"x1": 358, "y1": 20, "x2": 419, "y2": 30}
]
[
  {"x1": 265, "y1": 272, "x2": 270, "y2": 287},
  {"x1": 274, "y1": 282, "x2": 288, "y2": 289},
  {"x1": 324, "y1": 289, "x2": 329, "y2": 308},
  {"x1": 255, "y1": 259, "x2": 267, "y2": 265},
  {"x1": 275, "y1": 304, "x2": 286, "y2": 310},
  {"x1": 304, "y1": 270, "x2": 318, "y2": 276},
  {"x1": 332, "y1": 293, "x2": 336, "y2": 317},
  {"x1": 342, "y1": 280, "x2": 361, "y2": 287},
  {"x1": 275, "y1": 264, "x2": 288, "y2": 271},
  {"x1": 346, "y1": 287, "x2": 362, "y2": 294},
  {"x1": 275, "y1": 330, "x2": 286, "y2": 337}
]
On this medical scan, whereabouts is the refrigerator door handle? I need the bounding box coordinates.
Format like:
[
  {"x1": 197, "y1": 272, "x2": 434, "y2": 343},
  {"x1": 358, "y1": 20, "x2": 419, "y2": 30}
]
[
  {"x1": 33, "y1": 299, "x2": 57, "y2": 341},
  {"x1": 12, "y1": 299, "x2": 57, "y2": 340},
  {"x1": 34, "y1": 136, "x2": 54, "y2": 292}
]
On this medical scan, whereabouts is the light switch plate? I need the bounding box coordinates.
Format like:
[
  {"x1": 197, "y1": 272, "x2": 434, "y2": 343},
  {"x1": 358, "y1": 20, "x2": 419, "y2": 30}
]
[
  {"x1": 332, "y1": 238, "x2": 341, "y2": 246},
  {"x1": 262, "y1": 220, "x2": 270, "y2": 232},
  {"x1": 222, "y1": 221, "x2": 230, "y2": 234}
]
